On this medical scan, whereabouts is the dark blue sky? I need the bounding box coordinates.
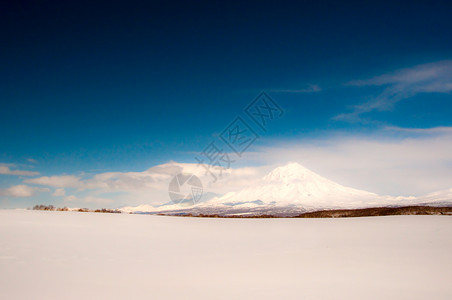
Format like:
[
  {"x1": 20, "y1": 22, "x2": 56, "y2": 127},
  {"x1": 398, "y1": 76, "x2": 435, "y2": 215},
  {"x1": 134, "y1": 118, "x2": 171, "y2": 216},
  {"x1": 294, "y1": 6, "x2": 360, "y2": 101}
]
[{"x1": 1, "y1": 0, "x2": 452, "y2": 176}]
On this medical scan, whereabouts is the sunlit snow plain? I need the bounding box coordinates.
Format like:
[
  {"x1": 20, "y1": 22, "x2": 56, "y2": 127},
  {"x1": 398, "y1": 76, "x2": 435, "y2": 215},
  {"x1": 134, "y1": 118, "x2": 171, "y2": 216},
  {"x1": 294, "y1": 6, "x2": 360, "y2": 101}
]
[{"x1": 1, "y1": 210, "x2": 452, "y2": 300}]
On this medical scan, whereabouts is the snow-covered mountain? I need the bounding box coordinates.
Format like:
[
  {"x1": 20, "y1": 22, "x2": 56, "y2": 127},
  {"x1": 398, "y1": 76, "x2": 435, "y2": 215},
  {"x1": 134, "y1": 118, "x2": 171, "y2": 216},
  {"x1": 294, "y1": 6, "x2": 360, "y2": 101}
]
[
  {"x1": 203, "y1": 162, "x2": 381, "y2": 209},
  {"x1": 121, "y1": 162, "x2": 452, "y2": 215}
]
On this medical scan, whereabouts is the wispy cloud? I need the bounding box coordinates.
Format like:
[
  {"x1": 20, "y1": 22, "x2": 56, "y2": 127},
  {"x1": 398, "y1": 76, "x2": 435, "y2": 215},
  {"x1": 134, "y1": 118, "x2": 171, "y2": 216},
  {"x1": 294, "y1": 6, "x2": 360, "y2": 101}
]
[
  {"x1": 385, "y1": 126, "x2": 452, "y2": 134},
  {"x1": 0, "y1": 185, "x2": 49, "y2": 198},
  {"x1": 25, "y1": 175, "x2": 81, "y2": 188},
  {"x1": 335, "y1": 60, "x2": 452, "y2": 122},
  {"x1": 270, "y1": 84, "x2": 321, "y2": 93},
  {"x1": 0, "y1": 164, "x2": 39, "y2": 176}
]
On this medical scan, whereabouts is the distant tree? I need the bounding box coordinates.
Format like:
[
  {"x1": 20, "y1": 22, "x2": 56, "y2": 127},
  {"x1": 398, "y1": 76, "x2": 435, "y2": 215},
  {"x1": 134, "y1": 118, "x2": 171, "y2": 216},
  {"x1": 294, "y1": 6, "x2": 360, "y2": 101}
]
[{"x1": 33, "y1": 204, "x2": 55, "y2": 211}]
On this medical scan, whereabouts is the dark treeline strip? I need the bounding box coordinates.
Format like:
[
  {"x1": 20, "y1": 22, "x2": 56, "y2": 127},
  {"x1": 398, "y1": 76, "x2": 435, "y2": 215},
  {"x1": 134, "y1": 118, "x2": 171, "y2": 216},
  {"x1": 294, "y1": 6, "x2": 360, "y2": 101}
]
[{"x1": 160, "y1": 206, "x2": 452, "y2": 218}]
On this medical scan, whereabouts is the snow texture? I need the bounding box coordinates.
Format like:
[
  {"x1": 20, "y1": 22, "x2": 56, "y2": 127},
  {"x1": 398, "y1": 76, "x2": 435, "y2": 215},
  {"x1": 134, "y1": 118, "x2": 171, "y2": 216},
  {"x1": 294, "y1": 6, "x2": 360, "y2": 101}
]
[{"x1": 1, "y1": 209, "x2": 452, "y2": 299}]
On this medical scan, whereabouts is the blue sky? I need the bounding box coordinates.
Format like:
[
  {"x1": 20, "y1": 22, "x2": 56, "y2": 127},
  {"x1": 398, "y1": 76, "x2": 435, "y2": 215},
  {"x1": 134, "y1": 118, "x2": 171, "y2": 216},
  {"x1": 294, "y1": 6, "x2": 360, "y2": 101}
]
[{"x1": 1, "y1": 1, "x2": 452, "y2": 208}]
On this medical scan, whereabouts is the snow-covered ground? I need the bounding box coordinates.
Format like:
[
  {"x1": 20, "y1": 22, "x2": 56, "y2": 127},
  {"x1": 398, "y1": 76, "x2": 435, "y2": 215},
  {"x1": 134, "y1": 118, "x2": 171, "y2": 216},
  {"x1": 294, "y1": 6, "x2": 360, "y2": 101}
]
[{"x1": 1, "y1": 210, "x2": 452, "y2": 300}]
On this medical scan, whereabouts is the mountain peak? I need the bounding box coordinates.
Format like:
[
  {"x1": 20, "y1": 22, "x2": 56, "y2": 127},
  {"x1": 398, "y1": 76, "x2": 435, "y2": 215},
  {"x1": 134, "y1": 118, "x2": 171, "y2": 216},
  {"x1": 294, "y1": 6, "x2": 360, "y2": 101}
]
[{"x1": 263, "y1": 162, "x2": 320, "y2": 183}]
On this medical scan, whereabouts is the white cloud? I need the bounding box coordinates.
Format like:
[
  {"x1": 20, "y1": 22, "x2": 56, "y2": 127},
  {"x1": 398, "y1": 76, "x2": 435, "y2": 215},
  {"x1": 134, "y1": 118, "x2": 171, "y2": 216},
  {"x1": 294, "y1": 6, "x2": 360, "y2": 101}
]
[
  {"x1": 0, "y1": 185, "x2": 49, "y2": 198},
  {"x1": 0, "y1": 165, "x2": 39, "y2": 176},
  {"x1": 27, "y1": 158, "x2": 38, "y2": 164},
  {"x1": 335, "y1": 60, "x2": 452, "y2": 122},
  {"x1": 79, "y1": 162, "x2": 269, "y2": 206},
  {"x1": 52, "y1": 188, "x2": 66, "y2": 197},
  {"x1": 19, "y1": 162, "x2": 269, "y2": 207},
  {"x1": 25, "y1": 175, "x2": 81, "y2": 188}
]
